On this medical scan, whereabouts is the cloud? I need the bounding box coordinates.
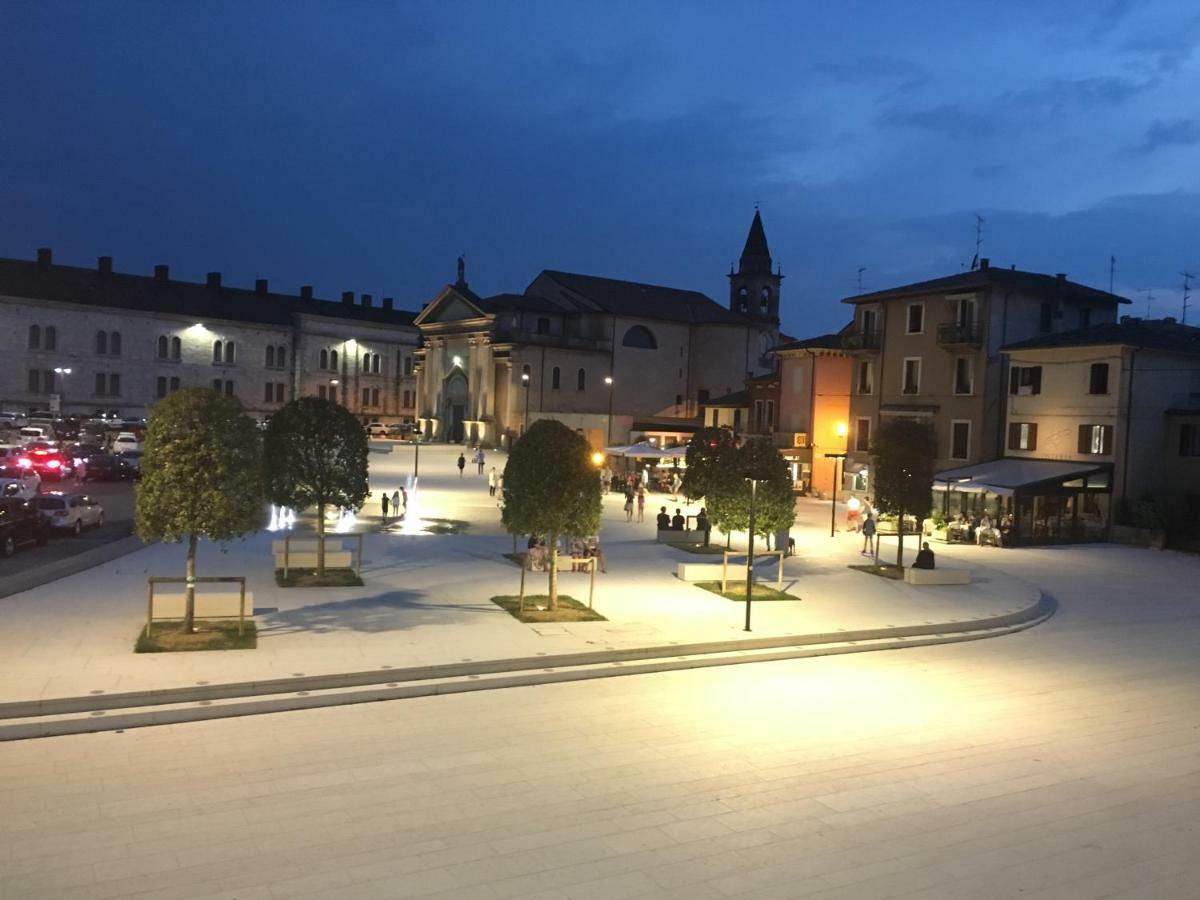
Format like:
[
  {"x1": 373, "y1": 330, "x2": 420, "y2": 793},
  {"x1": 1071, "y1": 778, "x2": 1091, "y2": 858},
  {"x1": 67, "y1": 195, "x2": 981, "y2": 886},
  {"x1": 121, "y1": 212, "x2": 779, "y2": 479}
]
[
  {"x1": 808, "y1": 55, "x2": 928, "y2": 91},
  {"x1": 877, "y1": 103, "x2": 999, "y2": 137},
  {"x1": 1137, "y1": 117, "x2": 1200, "y2": 153}
]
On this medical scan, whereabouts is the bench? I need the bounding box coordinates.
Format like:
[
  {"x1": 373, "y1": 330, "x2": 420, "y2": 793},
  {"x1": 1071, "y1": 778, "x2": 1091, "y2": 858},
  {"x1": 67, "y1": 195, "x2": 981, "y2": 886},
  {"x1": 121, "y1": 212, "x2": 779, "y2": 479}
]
[
  {"x1": 903, "y1": 567, "x2": 971, "y2": 586},
  {"x1": 273, "y1": 551, "x2": 353, "y2": 569},
  {"x1": 153, "y1": 591, "x2": 255, "y2": 619},
  {"x1": 656, "y1": 529, "x2": 696, "y2": 546},
  {"x1": 271, "y1": 539, "x2": 344, "y2": 554},
  {"x1": 675, "y1": 562, "x2": 751, "y2": 582}
]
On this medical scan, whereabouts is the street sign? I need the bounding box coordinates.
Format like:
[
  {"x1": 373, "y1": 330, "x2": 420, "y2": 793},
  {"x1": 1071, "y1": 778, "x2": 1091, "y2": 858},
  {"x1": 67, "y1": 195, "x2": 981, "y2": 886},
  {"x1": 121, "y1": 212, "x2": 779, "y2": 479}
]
[{"x1": 49, "y1": 394, "x2": 61, "y2": 414}]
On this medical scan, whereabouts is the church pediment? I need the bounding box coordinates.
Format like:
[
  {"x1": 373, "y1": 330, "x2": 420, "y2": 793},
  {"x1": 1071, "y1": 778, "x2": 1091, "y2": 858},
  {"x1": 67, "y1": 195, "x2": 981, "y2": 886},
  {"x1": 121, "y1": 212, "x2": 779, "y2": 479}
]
[{"x1": 414, "y1": 286, "x2": 491, "y2": 327}]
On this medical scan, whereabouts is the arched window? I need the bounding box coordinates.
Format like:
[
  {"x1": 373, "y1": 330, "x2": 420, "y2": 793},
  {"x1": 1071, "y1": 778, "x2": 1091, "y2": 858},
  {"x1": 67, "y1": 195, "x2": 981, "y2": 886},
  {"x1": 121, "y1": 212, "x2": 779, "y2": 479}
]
[
  {"x1": 404, "y1": 355, "x2": 413, "y2": 376},
  {"x1": 224, "y1": 341, "x2": 236, "y2": 364},
  {"x1": 157, "y1": 336, "x2": 168, "y2": 359},
  {"x1": 577, "y1": 368, "x2": 586, "y2": 391},
  {"x1": 738, "y1": 286, "x2": 749, "y2": 313},
  {"x1": 266, "y1": 346, "x2": 275, "y2": 368},
  {"x1": 551, "y1": 366, "x2": 561, "y2": 390},
  {"x1": 28, "y1": 325, "x2": 40, "y2": 350},
  {"x1": 111, "y1": 332, "x2": 121, "y2": 355},
  {"x1": 320, "y1": 348, "x2": 329, "y2": 369},
  {"x1": 330, "y1": 349, "x2": 338, "y2": 369},
  {"x1": 170, "y1": 336, "x2": 181, "y2": 360},
  {"x1": 621, "y1": 325, "x2": 657, "y2": 349},
  {"x1": 45, "y1": 326, "x2": 56, "y2": 350},
  {"x1": 156, "y1": 377, "x2": 167, "y2": 399},
  {"x1": 759, "y1": 286, "x2": 771, "y2": 313},
  {"x1": 277, "y1": 346, "x2": 286, "y2": 369},
  {"x1": 372, "y1": 354, "x2": 381, "y2": 374},
  {"x1": 212, "y1": 340, "x2": 223, "y2": 363},
  {"x1": 96, "y1": 331, "x2": 108, "y2": 355}
]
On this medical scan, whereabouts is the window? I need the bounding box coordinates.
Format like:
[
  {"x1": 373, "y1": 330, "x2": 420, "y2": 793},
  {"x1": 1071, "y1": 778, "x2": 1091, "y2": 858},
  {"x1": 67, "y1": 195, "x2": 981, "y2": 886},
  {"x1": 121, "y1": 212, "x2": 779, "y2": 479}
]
[
  {"x1": 1089, "y1": 363, "x2": 1109, "y2": 395},
  {"x1": 95, "y1": 373, "x2": 107, "y2": 395},
  {"x1": 170, "y1": 377, "x2": 180, "y2": 392},
  {"x1": 28, "y1": 325, "x2": 40, "y2": 350},
  {"x1": 224, "y1": 341, "x2": 236, "y2": 364},
  {"x1": 45, "y1": 326, "x2": 56, "y2": 350},
  {"x1": 265, "y1": 382, "x2": 275, "y2": 403},
  {"x1": 318, "y1": 385, "x2": 327, "y2": 400},
  {"x1": 906, "y1": 302, "x2": 924, "y2": 334},
  {"x1": 213, "y1": 340, "x2": 223, "y2": 363},
  {"x1": 213, "y1": 378, "x2": 222, "y2": 392},
  {"x1": 855, "y1": 417, "x2": 871, "y2": 452},
  {"x1": 373, "y1": 354, "x2": 381, "y2": 374},
  {"x1": 1008, "y1": 422, "x2": 1038, "y2": 451},
  {"x1": 954, "y1": 357, "x2": 973, "y2": 395},
  {"x1": 362, "y1": 387, "x2": 370, "y2": 406},
  {"x1": 27, "y1": 369, "x2": 39, "y2": 393},
  {"x1": 1180, "y1": 424, "x2": 1200, "y2": 457},
  {"x1": 224, "y1": 380, "x2": 234, "y2": 396},
  {"x1": 551, "y1": 366, "x2": 561, "y2": 390},
  {"x1": 171, "y1": 336, "x2": 181, "y2": 360},
  {"x1": 536, "y1": 317, "x2": 551, "y2": 335},
  {"x1": 277, "y1": 347, "x2": 286, "y2": 369},
  {"x1": 157, "y1": 377, "x2": 168, "y2": 399},
  {"x1": 791, "y1": 366, "x2": 804, "y2": 393},
  {"x1": 577, "y1": 368, "x2": 586, "y2": 391},
  {"x1": 403, "y1": 355, "x2": 413, "y2": 376},
  {"x1": 95, "y1": 331, "x2": 108, "y2": 355},
  {"x1": 950, "y1": 420, "x2": 971, "y2": 460},
  {"x1": 902, "y1": 357, "x2": 921, "y2": 394},
  {"x1": 158, "y1": 336, "x2": 169, "y2": 359},
  {"x1": 860, "y1": 308, "x2": 878, "y2": 334},
  {"x1": 1039, "y1": 302, "x2": 1052, "y2": 333},
  {"x1": 276, "y1": 383, "x2": 285, "y2": 402},
  {"x1": 111, "y1": 332, "x2": 121, "y2": 356},
  {"x1": 1078, "y1": 424, "x2": 1113, "y2": 455},
  {"x1": 759, "y1": 286, "x2": 771, "y2": 313},
  {"x1": 319, "y1": 349, "x2": 328, "y2": 369},
  {"x1": 371, "y1": 388, "x2": 380, "y2": 406},
  {"x1": 621, "y1": 325, "x2": 657, "y2": 349},
  {"x1": 953, "y1": 297, "x2": 976, "y2": 328},
  {"x1": 266, "y1": 346, "x2": 275, "y2": 368},
  {"x1": 856, "y1": 360, "x2": 873, "y2": 395},
  {"x1": 1009, "y1": 366, "x2": 1042, "y2": 395},
  {"x1": 733, "y1": 409, "x2": 742, "y2": 430},
  {"x1": 330, "y1": 349, "x2": 338, "y2": 369},
  {"x1": 1080, "y1": 307, "x2": 1092, "y2": 328},
  {"x1": 738, "y1": 286, "x2": 748, "y2": 312}
]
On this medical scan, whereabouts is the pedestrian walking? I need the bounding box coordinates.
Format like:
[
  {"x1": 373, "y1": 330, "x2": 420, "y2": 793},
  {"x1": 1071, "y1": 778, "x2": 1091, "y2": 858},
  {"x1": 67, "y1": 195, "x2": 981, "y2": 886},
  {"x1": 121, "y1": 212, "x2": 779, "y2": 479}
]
[
  {"x1": 488, "y1": 466, "x2": 498, "y2": 497},
  {"x1": 399, "y1": 486, "x2": 407, "y2": 515},
  {"x1": 391, "y1": 489, "x2": 400, "y2": 518},
  {"x1": 457, "y1": 453, "x2": 466, "y2": 477},
  {"x1": 475, "y1": 448, "x2": 485, "y2": 474},
  {"x1": 623, "y1": 492, "x2": 634, "y2": 522},
  {"x1": 381, "y1": 492, "x2": 390, "y2": 520},
  {"x1": 861, "y1": 512, "x2": 877, "y2": 556},
  {"x1": 636, "y1": 488, "x2": 645, "y2": 523}
]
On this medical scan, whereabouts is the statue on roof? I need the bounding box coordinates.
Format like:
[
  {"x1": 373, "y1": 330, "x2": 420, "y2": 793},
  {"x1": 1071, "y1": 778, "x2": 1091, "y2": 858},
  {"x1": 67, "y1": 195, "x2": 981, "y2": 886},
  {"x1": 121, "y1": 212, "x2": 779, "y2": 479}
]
[{"x1": 456, "y1": 254, "x2": 466, "y2": 286}]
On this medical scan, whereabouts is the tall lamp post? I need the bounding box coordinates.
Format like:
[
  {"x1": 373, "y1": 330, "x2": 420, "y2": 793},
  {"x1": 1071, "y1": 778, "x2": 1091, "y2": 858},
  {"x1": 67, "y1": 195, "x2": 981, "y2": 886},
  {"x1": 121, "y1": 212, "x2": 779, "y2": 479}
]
[
  {"x1": 824, "y1": 451, "x2": 848, "y2": 538},
  {"x1": 521, "y1": 371, "x2": 531, "y2": 435},
  {"x1": 52, "y1": 367, "x2": 72, "y2": 416},
  {"x1": 604, "y1": 375, "x2": 614, "y2": 447},
  {"x1": 744, "y1": 477, "x2": 760, "y2": 632}
]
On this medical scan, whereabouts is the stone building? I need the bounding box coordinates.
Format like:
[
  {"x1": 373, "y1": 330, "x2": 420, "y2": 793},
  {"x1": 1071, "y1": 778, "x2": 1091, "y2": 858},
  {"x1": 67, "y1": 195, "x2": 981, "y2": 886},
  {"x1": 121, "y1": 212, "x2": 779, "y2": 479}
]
[
  {"x1": 413, "y1": 213, "x2": 783, "y2": 447},
  {"x1": 0, "y1": 249, "x2": 420, "y2": 422}
]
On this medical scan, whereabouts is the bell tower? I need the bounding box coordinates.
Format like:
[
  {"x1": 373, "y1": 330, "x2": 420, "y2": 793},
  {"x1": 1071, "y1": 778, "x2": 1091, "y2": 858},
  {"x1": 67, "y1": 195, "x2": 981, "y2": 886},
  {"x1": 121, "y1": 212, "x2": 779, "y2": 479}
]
[{"x1": 728, "y1": 209, "x2": 782, "y2": 322}]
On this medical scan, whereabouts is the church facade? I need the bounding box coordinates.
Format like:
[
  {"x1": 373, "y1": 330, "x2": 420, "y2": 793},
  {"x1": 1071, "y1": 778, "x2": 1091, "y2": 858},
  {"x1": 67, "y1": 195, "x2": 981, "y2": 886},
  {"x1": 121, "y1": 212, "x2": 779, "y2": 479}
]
[{"x1": 412, "y1": 212, "x2": 783, "y2": 448}]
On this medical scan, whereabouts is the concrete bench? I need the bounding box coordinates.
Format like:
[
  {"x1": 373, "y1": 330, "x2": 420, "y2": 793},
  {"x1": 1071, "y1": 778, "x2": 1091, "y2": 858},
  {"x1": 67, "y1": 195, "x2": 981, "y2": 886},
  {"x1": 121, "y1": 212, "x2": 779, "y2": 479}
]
[
  {"x1": 153, "y1": 592, "x2": 255, "y2": 619},
  {"x1": 656, "y1": 529, "x2": 697, "y2": 545},
  {"x1": 903, "y1": 567, "x2": 971, "y2": 586},
  {"x1": 271, "y1": 539, "x2": 343, "y2": 554},
  {"x1": 676, "y1": 562, "x2": 750, "y2": 582},
  {"x1": 273, "y1": 551, "x2": 353, "y2": 569}
]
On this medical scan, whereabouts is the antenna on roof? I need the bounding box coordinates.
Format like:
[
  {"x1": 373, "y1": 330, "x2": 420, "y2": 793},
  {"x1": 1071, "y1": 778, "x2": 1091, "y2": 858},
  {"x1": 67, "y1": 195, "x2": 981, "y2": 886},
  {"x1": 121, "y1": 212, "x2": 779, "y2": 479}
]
[
  {"x1": 856, "y1": 267, "x2": 867, "y2": 293},
  {"x1": 1182, "y1": 270, "x2": 1195, "y2": 325},
  {"x1": 969, "y1": 213, "x2": 984, "y2": 270},
  {"x1": 1108, "y1": 254, "x2": 1116, "y2": 295},
  {"x1": 1137, "y1": 287, "x2": 1154, "y2": 318}
]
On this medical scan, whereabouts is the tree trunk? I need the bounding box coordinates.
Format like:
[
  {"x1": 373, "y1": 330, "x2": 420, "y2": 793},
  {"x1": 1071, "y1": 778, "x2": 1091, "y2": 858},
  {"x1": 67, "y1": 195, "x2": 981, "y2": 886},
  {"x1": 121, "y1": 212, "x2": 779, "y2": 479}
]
[
  {"x1": 895, "y1": 508, "x2": 905, "y2": 567},
  {"x1": 183, "y1": 531, "x2": 197, "y2": 634},
  {"x1": 317, "y1": 502, "x2": 326, "y2": 576},
  {"x1": 547, "y1": 532, "x2": 559, "y2": 610}
]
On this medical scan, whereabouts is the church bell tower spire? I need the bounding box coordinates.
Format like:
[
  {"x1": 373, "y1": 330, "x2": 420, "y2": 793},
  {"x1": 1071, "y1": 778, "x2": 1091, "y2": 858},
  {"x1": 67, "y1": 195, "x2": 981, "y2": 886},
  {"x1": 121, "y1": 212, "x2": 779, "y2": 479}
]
[{"x1": 728, "y1": 208, "x2": 781, "y2": 322}]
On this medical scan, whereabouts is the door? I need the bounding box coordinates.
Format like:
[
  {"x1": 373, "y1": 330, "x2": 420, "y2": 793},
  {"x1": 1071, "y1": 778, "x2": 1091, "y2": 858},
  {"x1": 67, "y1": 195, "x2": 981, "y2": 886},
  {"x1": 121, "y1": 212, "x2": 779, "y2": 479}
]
[{"x1": 451, "y1": 405, "x2": 465, "y2": 443}]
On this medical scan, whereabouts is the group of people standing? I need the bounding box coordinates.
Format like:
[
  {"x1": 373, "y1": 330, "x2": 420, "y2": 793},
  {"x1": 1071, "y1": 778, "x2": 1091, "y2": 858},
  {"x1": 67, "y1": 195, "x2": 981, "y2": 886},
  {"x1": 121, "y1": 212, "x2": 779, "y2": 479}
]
[
  {"x1": 379, "y1": 487, "x2": 407, "y2": 522},
  {"x1": 457, "y1": 448, "x2": 487, "y2": 478}
]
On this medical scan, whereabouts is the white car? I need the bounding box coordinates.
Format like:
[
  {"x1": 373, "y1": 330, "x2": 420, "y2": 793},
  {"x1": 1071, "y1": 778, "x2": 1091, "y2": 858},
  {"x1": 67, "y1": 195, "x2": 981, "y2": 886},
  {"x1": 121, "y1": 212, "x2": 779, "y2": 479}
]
[
  {"x1": 0, "y1": 468, "x2": 41, "y2": 500},
  {"x1": 112, "y1": 432, "x2": 141, "y2": 452},
  {"x1": 32, "y1": 493, "x2": 104, "y2": 535},
  {"x1": 19, "y1": 426, "x2": 49, "y2": 444},
  {"x1": 0, "y1": 412, "x2": 27, "y2": 428},
  {"x1": 366, "y1": 422, "x2": 388, "y2": 437}
]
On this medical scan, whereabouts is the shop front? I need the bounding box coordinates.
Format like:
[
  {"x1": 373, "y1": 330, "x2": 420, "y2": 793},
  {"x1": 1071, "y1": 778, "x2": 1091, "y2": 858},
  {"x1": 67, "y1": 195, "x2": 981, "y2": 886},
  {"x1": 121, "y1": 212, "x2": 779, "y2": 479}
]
[{"x1": 933, "y1": 458, "x2": 1113, "y2": 546}]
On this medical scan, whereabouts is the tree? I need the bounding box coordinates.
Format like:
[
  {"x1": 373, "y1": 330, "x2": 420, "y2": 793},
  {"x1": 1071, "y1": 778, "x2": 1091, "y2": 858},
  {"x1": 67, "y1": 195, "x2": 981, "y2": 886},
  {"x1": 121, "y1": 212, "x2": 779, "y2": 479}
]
[
  {"x1": 682, "y1": 426, "x2": 737, "y2": 502},
  {"x1": 501, "y1": 419, "x2": 602, "y2": 609},
  {"x1": 706, "y1": 438, "x2": 796, "y2": 549},
  {"x1": 870, "y1": 417, "x2": 937, "y2": 566},
  {"x1": 135, "y1": 388, "x2": 264, "y2": 633},
  {"x1": 262, "y1": 397, "x2": 370, "y2": 576}
]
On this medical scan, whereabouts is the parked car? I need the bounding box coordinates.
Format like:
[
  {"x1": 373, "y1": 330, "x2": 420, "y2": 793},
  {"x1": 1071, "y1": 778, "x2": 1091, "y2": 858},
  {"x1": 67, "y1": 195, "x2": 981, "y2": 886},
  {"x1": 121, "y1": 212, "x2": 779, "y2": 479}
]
[
  {"x1": 64, "y1": 442, "x2": 105, "y2": 467},
  {"x1": 111, "y1": 432, "x2": 141, "y2": 453},
  {"x1": 79, "y1": 453, "x2": 135, "y2": 482},
  {"x1": 0, "y1": 412, "x2": 27, "y2": 428},
  {"x1": 117, "y1": 449, "x2": 144, "y2": 474},
  {"x1": 0, "y1": 466, "x2": 41, "y2": 500},
  {"x1": 32, "y1": 493, "x2": 104, "y2": 536},
  {"x1": 21, "y1": 446, "x2": 73, "y2": 480},
  {"x1": 387, "y1": 422, "x2": 416, "y2": 438},
  {"x1": 0, "y1": 445, "x2": 27, "y2": 466},
  {"x1": 0, "y1": 498, "x2": 49, "y2": 558},
  {"x1": 365, "y1": 422, "x2": 387, "y2": 437},
  {"x1": 19, "y1": 426, "x2": 49, "y2": 444}
]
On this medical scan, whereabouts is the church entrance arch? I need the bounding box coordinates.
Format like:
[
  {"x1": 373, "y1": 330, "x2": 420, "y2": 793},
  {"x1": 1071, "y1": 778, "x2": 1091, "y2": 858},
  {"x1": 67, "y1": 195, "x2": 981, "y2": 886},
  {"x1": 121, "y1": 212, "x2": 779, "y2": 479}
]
[{"x1": 442, "y1": 371, "x2": 468, "y2": 443}]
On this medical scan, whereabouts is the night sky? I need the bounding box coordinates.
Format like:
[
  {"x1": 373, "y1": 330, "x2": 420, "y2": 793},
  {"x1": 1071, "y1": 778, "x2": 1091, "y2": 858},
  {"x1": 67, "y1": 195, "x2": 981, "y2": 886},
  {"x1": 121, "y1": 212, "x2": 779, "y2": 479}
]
[{"x1": 2, "y1": 1, "x2": 1198, "y2": 336}]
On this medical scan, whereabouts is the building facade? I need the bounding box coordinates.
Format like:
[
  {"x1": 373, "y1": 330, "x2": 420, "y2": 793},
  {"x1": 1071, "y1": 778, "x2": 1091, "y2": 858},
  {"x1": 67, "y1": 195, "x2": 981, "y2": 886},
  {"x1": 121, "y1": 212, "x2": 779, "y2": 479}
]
[
  {"x1": 774, "y1": 335, "x2": 852, "y2": 496},
  {"x1": 841, "y1": 259, "x2": 1127, "y2": 499},
  {"x1": 1, "y1": 249, "x2": 420, "y2": 422}
]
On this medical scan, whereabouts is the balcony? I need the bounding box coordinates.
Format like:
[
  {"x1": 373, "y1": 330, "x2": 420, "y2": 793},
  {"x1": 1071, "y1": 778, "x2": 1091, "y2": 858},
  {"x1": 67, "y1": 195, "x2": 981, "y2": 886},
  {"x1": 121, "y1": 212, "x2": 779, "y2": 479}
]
[
  {"x1": 937, "y1": 322, "x2": 984, "y2": 347},
  {"x1": 841, "y1": 328, "x2": 881, "y2": 351}
]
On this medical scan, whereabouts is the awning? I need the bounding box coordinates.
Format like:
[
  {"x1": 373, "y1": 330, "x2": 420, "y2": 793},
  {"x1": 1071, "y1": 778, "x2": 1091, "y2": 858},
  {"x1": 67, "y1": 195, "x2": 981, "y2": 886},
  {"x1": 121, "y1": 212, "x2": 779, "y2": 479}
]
[
  {"x1": 604, "y1": 442, "x2": 684, "y2": 459},
  {"x1": 933, "y1": 458, "x2": 1110, "y2": 497}
]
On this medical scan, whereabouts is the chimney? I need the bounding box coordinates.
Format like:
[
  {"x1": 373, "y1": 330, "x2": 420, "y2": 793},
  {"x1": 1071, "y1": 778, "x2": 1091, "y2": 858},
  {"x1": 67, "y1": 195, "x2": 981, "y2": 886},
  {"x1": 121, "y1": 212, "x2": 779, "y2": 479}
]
[
  {"x1": 255, "y1": 279, "x2": 268, "y2": 295},
  {"x1": 360, "y1": 293, "x2": 372, "y2": 307},
  {"x1": 341, "y1": 290, "x2": 354, "y2": 305},
  {"x1": 300, "y1": 285, "x2": 313, "y2": 299},
  {"x1": 97, "y1": 256, "x2": 113, "y2": 275},
  {"x1": 383, "y1": 297, "x2": 394, "y2": 311},
  {"x1": 154, "y1": 264, "x2": 169, "y2": 282},
  {"x1": 206, "y1": 272, "x2": 222, "y2": 288},
  {"x1": 36, "y1": 247, "x2": 52, "y2": 266},
  {"x1": 979, "y1": 258, "x2": 989, "y2": 270}
]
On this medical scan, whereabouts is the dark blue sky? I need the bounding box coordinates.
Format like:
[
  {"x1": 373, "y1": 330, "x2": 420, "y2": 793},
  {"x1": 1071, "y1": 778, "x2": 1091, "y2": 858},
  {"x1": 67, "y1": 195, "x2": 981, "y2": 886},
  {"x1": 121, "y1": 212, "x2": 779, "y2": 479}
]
[{"x1": 3, "y1": 1, "x2": 1199, "y2": 335}]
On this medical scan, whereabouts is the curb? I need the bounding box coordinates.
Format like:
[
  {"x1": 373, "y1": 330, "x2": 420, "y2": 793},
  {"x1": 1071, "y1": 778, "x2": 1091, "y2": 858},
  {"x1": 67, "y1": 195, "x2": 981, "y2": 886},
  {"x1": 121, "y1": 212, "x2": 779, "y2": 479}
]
[
  {"x1": 0, "y1": 534, "x2": 145, "y2": 600},
  {"x1": 0, "y1": 592, "x2": 1054, "y2": 741}
]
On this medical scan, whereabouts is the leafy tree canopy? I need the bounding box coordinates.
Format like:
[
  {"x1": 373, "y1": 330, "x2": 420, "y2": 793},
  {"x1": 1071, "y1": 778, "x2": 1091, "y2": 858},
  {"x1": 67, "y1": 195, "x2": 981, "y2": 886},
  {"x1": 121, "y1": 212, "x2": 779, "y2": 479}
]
[
  {"x1": 262, "y1": 397, "x2": 370, "y2": 517},
  {"x1": 869, "y1": 417, "x2": 937, "y2": 519},
  {"x1": 135, "y1": 388, "x2": 264, "y2": 545},
  {"x1": 705, "y1": 437, "x2": 796, "y2": 541},
  {"x1": 502, "y1": 419, "x2": 602, "y2": 541},
  {"x1": 682, "y1": 426, "x2": 737, "y2": 502}
]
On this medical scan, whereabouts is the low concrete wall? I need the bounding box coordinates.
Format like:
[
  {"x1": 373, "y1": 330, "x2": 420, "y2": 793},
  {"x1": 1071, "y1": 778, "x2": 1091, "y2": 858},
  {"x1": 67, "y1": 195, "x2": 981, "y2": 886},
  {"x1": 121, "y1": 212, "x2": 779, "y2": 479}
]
[
  {"x1": 0, "y1": 535, "x2": 145, "y2": 600},
  {"x1": 903, "y1": 567, "x2": 971, "y2": 586},
  {"x1": 153, "y1": 592, "x2": 256, "y2": 618},
  {"x1": 273, "y1": 551, "x2": 352, "y2": 569},
  {"x1": 270, "y1": 539, "x2": 344, "y2": 554},
  {"x1": 676, "y1": 562, "x2": 751, "y2": 582}
]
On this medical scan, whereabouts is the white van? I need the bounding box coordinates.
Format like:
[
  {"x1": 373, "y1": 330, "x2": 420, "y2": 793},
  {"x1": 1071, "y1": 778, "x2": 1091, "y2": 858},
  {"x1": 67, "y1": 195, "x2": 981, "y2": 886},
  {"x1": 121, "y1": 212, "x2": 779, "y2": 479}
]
[{"x1": 19, "y1": 426, "x2": 49, "y2": 444}]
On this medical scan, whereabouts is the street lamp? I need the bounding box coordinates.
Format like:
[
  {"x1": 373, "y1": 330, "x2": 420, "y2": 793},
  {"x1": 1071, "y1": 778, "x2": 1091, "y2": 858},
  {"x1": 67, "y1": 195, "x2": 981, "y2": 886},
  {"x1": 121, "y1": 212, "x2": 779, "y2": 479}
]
[
  {"x1": 744, "y1": 477, "x2": 761, "y2": 632},
  {"x1": 824, "y1": 451, "x2": 848, "y2": 538},
  {"x1": 521, "y1": 370, "x2": 530, "y2": 435},
  {"x1": 53, "y1": 367, "x2": 72, "y2": 416},
  {"x1": 604, "y1": 375, "x2": 614, "y2": 447}
]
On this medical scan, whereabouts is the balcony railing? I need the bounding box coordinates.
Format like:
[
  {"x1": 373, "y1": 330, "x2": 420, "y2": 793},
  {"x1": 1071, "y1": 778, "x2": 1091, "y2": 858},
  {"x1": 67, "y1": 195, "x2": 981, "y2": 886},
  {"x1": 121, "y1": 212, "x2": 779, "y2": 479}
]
[
  {"x1": 841, "y1": 328, "x2": 881, "y2": 351},
  {"x1": 937, "y1": 322, "x2": 984, "y2": 346}
]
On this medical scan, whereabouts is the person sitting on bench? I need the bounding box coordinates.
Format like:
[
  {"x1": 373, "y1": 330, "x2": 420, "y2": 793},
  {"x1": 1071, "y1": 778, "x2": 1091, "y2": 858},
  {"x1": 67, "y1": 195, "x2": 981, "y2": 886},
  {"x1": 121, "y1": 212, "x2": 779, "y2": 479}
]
[
  {"x1": 671, "y1": 508, "x2": 685, "y2": 530},
  {"x1": 656, "y1": 507, "x2": 671, "y2": 529},
  {"x1": 912, "y1": 541, "x2": 936, "y2": 570}
]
